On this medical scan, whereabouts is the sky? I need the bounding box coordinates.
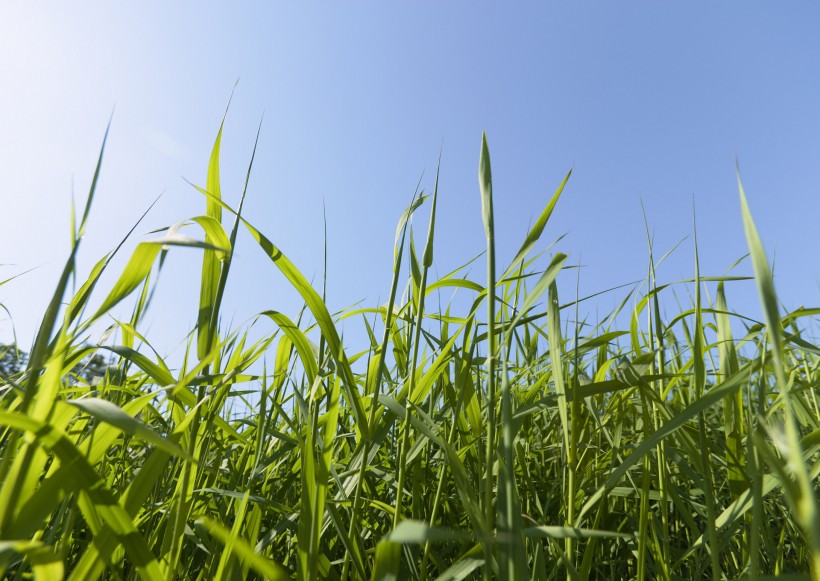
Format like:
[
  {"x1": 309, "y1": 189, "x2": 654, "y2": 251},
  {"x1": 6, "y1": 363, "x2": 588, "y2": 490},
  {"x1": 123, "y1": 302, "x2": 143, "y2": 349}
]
[{"x1": 1, "y1": 3, "x2": 818, "y2": 356}]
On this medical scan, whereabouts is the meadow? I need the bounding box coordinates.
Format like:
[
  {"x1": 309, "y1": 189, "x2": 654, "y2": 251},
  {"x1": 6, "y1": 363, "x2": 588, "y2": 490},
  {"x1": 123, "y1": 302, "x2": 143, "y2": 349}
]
[{"x1": 0, "y1": 114, "x2": 818, "y2": 581}]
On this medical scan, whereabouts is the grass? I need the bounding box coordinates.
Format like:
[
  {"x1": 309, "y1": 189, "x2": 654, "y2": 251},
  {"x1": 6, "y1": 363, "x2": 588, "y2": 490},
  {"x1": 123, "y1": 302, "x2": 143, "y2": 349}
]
[{"x1": 0, "y1": 112, "x2": 818, "y2": 580}]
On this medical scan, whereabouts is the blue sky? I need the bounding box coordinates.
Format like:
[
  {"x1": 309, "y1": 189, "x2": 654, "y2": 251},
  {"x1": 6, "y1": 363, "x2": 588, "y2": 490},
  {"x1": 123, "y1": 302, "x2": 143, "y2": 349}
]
[{"x1": 1, "y1": 3, "x2": 818, "y2": 354}]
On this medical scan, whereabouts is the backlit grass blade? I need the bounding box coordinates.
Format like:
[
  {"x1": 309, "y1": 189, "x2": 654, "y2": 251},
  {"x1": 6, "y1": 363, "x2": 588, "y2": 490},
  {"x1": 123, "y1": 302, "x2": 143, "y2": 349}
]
[
  {"x1": 548, "y1": 281, "x2": 569, "y2": 463},
  {"x1": 202, "y1": 518, "x2": 288, "y2": 580},
  {"x1": 260, "y1": 311, "x2": 319, "y2": 384},
  {"x1": 208, "y1": 118, "x2": 260, "y2": 358},
  {"x1": 90, "y1": 243, "x2": 162, "y2": 322},
  {"x1": 197, "y1": 117, "x2": 226, "y2": 361},
  {"x1": 66, "y1": 397, "x2": 190, "y2": 459},
  {"x1": 68, "y1": 194, "x2": 161, "y2": 328},
  {"x1": 502, "y1": 167, "x2": 572, "y2": 280},
  {"x1": 0, "y1": 412, "x2": 164, "y2": 580},
  {"x1": 240, "y1": 213, "x2": 370, "y2": 437},
  {"x1": 738, "y1": 173, "x2": 820, "y2": 578}
]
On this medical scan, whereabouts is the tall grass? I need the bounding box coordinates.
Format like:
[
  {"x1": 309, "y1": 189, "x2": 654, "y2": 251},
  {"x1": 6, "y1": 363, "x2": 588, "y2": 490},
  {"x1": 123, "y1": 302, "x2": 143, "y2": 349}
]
[{"x1": 0, "y1": 113, "x2": 818, "y2": 580}]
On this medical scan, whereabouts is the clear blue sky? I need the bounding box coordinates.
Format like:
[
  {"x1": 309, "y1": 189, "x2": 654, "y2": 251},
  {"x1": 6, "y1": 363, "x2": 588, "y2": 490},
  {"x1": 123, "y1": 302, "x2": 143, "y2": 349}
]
[{"x1": 1, "y1": 3, "x2": 818, "y2": 354}]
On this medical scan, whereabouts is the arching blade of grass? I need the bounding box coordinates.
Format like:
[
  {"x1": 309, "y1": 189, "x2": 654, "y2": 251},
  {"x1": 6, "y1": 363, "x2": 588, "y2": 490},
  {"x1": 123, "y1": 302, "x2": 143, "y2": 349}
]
[
  {"x1": 66, "y1": 397, "x2": 190, "y2": 459},
  {"x1": 260, "y1": 311, "x2": 319, "y2": 384},
  {"x1": 738, "y1": 173, "x2": 820, "y2": 579},
  {"x1": 509, "y1": 253, "x2": 568, "y2": 332},
  {"x1": 68, "y1": 194, "x2": 161, "y2": 328},
  {"x1": 523, "y1": 526, "x2": 631, "y2": 541},
  {"x1": 185, "y1": 193, "x2": 373, "y2": 440}
]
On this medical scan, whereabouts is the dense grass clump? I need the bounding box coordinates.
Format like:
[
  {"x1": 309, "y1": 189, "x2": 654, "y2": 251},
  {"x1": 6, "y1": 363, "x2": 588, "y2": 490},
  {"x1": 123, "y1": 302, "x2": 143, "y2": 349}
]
[{"x1": 0, "y1": 115, "x2": 818, "y2": 581}]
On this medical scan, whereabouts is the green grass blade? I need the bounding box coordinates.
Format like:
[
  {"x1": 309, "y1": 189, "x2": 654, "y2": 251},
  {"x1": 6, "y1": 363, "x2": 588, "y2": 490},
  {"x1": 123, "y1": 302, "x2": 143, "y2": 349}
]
[{"x1": 203, "y1": 518, "x2": 288, "y2": 580}]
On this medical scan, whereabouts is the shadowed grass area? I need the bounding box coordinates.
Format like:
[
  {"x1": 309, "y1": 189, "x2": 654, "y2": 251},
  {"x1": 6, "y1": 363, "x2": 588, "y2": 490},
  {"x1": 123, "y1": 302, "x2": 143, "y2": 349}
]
[{"x1": 0, "y1": 113, "x2": 818, "y2": 581}]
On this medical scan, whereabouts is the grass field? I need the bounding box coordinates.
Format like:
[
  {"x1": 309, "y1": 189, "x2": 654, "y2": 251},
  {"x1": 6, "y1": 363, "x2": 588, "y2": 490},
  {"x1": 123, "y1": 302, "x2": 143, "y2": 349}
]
[{"x1": 0, "y1": 115, "x2": 818, "y2": 580}]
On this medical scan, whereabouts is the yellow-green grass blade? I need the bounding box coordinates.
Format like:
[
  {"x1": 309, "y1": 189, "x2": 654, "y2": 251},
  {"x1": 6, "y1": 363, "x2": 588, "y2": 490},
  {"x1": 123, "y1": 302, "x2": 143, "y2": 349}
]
[
  {"x1": 202, "y1": 518, "x2": 288, "y2": 580},
  {"x1": 197, "y1": 119, "x2": 225, "y2": 361},
  {"x1": 67, "y1": 194, "x2": 161, "y2": 328},
  {"x1": 548, "y1": 281, "x2": 569, "y2": 457},
  {"x1": 715, "y1": 282, "x2": 746, "y2": 499},
  {"x1": 501, "y1": 167, "x2": 572, "y2": 281},
  {"x1": 0, "y1": 540, "x2": 64, "y2": 581},
  {"x1": 259, "y1": 311, "x2": 319, "y2": 384},
  {"x1": 509, "y1": 253, "x2": 567, "y2": 332},
  {"x1": 90, "y1": 243, "x2": 162, "y2": 322},
  {"x1": 737, "y1": 176, "x2": 784, "y2": 378},
  {"x1": 99, "y1": 345, "x2": 175, "y2": 386},
  {"x1": 240, "y1": 217, "x2": 370, "y2": 439},
  {"x1": 738, "y1": 173, "x2": 820, "y2": 576},
  {"x1": 213, "y1": 490, "x2": 251, "y2": 579},
  {"x1": 0, "y1": 411, "x2": 163, "y2": 580},
  {"x1": 208, "y1": 119, "x2": 260, "y2": 359},
  {"x1": 66, "y1": 397, "x2": 190, "y2": 459}
]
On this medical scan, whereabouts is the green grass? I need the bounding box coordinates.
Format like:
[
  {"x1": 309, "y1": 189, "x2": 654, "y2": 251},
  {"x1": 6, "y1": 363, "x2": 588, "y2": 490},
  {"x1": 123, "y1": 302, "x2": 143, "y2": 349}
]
[{"x1": 0, "y1": 113, "x2": 818, "y2": 581}]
